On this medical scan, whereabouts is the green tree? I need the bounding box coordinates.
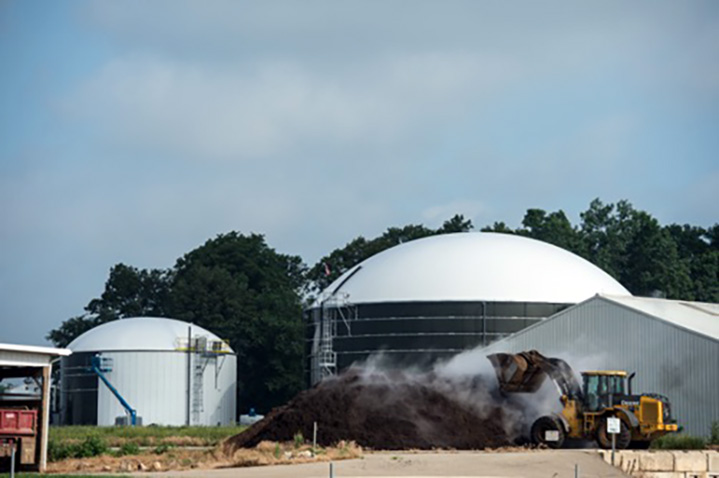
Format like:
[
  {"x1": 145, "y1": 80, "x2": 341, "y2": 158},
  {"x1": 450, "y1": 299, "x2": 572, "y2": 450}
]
[
  {"x1": 620, "y1": 212, "x2": 692, "y2": 298},
  {"x1": 169, "y1": 232, "x2": 305, "y2": 412},
  {"x1": 518, "y1": 209, "x2": 585, "y2": 256},
  {"x1": 46, "y1": 314, "x2": 104, "y2": 348},
  {"x1": 578, "y1": 198, "x2": 631, "y2": 278},
  {"x1": 86, "y1": 264, "x2": 172, "y2": 321},
  {"x1": 666, "y1": 224, "x2": 719, "y2": 302},
  {"x1": 47, "y1": 264, "x2": 171, "y2": 347},
  {"x1": 480, "y1": 221, "x2": 515, "y2": 233}
]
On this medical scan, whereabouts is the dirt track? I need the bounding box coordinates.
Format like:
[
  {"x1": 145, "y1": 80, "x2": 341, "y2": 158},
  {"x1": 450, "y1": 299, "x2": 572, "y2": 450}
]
[{"x1": 140, "y1": 450, "x2": 628, "y2": 478}]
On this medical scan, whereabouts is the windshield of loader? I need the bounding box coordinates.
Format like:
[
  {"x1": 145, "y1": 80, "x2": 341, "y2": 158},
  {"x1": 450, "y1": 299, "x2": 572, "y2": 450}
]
[
  {"x1": 584, "y1": 374, "x2": 627, "y2": 411},
  {"x1": 606, "y1": 375, "x2": 626, "y2": 395}
]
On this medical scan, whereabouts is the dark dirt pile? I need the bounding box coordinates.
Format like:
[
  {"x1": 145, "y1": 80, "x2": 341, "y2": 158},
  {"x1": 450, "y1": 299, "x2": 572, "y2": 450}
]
[{"x1": 226, "y1": 368, "x2": 526, "y2": 451}]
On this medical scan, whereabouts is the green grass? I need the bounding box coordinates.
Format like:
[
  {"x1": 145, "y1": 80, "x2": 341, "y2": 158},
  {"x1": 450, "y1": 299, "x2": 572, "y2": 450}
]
[
  {"x1": 650, "y1": 434, "x2": 707, "y2": 450},
  {"x1": 710, "y1": 421, "x2": 719, "y2": 445},
  {"x1": 49, "y1": 424, "x2": 246, "y2": 447}
]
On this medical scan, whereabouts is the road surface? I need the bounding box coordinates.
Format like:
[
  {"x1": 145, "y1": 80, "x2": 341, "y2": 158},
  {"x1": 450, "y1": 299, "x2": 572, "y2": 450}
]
[{"x1": 138, "y1": 450, "x2": 627, "y2": 478}]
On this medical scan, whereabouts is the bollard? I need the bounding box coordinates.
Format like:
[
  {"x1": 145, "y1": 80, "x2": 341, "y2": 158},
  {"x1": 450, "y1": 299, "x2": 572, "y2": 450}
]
[
  {"x1": 313, "y1": 421, "x2": 318, "y2": 455},
  {"x1": 329, "y1": 461, "x2": 334, "y2": 478},
  {"x1": 10, "y1": 441, "x2": 15, "y2": 478},
  {"x1": 574, "y1": 463, "x2": 579, "y2": 478}
]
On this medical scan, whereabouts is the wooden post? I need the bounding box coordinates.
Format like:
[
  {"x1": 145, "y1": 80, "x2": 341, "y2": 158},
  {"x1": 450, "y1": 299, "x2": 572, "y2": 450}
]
[{"x1": 39, "y1": 365, "x2": 51, "y2": 472}]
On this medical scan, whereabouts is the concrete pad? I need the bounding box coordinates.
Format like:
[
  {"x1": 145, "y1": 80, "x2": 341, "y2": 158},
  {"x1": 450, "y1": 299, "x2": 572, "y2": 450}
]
[
  {"x1": 685, "y1": 472, "x2": 716, "y2": 478},
  {"x1": 638, "y1": 452, "x2": 675, "y2": 471},
  {"x1": 621, "y1": 451, "x2": 641, "y2": 474},
  {"x1": 635, "y1": 473, "x2": 684, "y2": 478},
  {"x1": 708, "y1": 452, "x2": 719, "y2": 472},
  {"x1": 137, "y1": 450, "x2": 629, "y2": 478},
  {"x1": 675, "y1": 452, "x2": 708, "y2": 472}
]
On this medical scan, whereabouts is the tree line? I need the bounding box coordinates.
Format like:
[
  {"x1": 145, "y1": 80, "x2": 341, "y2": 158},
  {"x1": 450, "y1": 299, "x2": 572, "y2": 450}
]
[{"x1": 47, "y1": 199, "x2": 718, "y2": 412}]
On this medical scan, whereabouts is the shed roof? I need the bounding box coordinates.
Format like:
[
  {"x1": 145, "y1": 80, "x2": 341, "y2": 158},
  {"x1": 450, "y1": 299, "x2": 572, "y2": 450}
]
[
  {"x1": 600, "y1": 294, "x2": 719, "y2": 341},
  {"x1": 0, "y1": 343, "x2": 71, "y2": 368}
]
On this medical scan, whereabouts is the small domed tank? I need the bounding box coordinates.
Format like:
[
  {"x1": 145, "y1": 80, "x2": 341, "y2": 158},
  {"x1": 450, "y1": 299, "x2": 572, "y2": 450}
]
[{"x1": 61, "y1": 317, "x2": 236, "y2": 426}]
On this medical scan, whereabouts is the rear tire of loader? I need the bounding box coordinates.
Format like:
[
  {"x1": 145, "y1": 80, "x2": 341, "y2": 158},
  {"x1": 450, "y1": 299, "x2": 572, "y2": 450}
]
[
  {"x1": 531, "y1": 416, "x2": 565, "y2": 449},
  {"x1": 596, "y1": 417, "x2": 631, "y2": 450}
]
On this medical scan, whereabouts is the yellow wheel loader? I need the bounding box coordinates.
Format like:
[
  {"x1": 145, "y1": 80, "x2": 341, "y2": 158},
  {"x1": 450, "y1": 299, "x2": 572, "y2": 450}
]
[{"x1": 487, "y1": 350, "x2": 678, "y2": 449}]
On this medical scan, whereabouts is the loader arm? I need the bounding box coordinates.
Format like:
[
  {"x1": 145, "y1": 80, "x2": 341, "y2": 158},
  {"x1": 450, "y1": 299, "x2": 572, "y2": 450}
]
[{"x1": 487, "y1": 350, "x2": 583, "y2": 400}]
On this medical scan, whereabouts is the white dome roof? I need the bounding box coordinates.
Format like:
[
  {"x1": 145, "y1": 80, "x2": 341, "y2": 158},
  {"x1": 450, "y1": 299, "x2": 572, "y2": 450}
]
[
  {"x1": 322, "y1": 232, "x2": 630, "y2": 304},
  {"x1": 68, "y1": 317, "x2": 233, "y2": 353}
]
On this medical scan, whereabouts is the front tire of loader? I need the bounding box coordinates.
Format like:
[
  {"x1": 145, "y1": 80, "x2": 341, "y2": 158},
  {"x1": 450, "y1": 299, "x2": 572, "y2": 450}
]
[
  {"x1": 596, "y1": 417, "x2": 631, "y2": 450},
  {"x1": 531, "y1": 416, "x2": 565, "y2": 449}
]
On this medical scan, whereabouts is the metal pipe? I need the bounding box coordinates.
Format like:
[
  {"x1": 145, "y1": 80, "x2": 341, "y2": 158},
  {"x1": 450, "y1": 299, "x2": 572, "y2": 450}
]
[
  {"x1": 313, "y1": 421, "x2": 317, "y2": 455},
  {"x1": 481, "y1": 301, "x2": 487, "y2": 346},
  {"x1": 187, "y1": 324, "x2": 192, "y2": 426},
  {"x1": 10, "y1": 441, "x2": 15, "y2": 478}
]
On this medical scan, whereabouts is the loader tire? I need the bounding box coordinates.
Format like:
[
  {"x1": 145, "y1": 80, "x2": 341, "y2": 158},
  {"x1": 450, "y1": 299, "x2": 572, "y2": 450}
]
[
  {"x1": 531, "y1": 416, "x2": 565, "y2": 449},
  {"x1": 597, "y1": 417, "x2": 631, "y2": 450}
]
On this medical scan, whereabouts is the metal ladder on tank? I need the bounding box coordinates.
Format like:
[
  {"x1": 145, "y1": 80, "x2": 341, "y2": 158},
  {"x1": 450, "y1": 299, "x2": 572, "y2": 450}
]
[
  {"x1": 317, "y1": 305, "x2": 337, "y2": 381},
  {"x1": 315, "y1": 293, "x2": 355, "y2": 382},
  {"x1": 191, "y1": 337, "x2": 208, "y2": 424}
]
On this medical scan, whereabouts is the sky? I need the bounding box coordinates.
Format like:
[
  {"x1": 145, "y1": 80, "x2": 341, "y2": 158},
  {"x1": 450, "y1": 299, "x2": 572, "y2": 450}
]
[{"x1": 1, "y1": 1, "x2": 718, "y2": 346}]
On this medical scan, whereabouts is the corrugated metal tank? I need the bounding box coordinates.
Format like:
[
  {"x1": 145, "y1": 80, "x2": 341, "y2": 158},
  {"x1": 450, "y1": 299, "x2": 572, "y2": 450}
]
[
  {"x1": 306, "y1": 233, "x2": 631, "y2": 385},
  {"x1": 479, "y1": 295, "x2": 719, "y2": 437},
  {"x1": 60, "y1": 317, "x2": 236, "y2": 426}
]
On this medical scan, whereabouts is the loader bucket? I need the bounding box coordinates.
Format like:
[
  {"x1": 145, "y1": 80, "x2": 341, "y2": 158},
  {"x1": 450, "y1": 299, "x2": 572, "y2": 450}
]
[{"x1": 487, "y1": 351, "x2": 548, "y2": 393}]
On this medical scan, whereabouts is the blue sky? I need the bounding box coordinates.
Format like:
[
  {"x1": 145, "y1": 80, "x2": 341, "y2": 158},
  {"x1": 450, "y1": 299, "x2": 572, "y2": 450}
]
[{"x1": 1, "y1": 1, "x2": 718, "y2": 346}]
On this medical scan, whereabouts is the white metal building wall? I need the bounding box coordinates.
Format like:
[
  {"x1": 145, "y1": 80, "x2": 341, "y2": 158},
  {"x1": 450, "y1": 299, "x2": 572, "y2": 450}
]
[
  {"x1": 96, "y1": 351, "x2": 236, "y2": 426},
  {"x1": 481, "y1": 297, "x2": 719, "y2": 437}
]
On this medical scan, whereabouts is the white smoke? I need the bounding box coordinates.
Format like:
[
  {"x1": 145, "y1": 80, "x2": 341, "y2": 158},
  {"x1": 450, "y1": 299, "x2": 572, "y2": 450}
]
[{"x1": 339, "y1": 340, "x2": 615, "y2": 444}]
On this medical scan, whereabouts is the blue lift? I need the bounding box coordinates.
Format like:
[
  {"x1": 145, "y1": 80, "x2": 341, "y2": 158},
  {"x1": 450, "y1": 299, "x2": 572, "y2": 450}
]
[{"x1": 90, "y1": 355, "x2": 138, "y2": 426}]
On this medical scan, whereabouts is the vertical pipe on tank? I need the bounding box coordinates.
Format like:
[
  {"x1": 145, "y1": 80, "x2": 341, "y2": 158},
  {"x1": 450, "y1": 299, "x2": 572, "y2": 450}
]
[
  {"x1": 186, "y1": 324, "x2": 192, "y2": 426},
  {"x1": 481, "y1": 301, "x2": 487, "y2": 346}
]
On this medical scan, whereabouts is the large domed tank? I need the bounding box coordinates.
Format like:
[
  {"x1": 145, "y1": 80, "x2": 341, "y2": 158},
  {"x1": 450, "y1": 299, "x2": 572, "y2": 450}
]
[
  {"x1": 60, "y1": 317, "x2": 236, "y2": 426},
  {"x1": 306, "y1": 232, "x2": 630, "y2": 384}
]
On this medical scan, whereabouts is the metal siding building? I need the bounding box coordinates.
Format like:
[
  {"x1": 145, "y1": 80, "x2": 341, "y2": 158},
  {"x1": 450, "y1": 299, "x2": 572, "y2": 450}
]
[
  {"x1": 61, "y1": 317, "x2": 236, "y2": 426},
  {"x1": 481, "y1": 295, "x2": 719, "y2": 437},
  {"x1": 306, "y1": 233, "x2": 631, "y2": 385}
]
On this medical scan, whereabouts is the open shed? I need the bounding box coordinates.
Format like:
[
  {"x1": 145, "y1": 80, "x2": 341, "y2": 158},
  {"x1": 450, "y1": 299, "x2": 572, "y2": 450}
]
[{"x1": 0, "y1": 343, "x2": 71, "y2": 472}]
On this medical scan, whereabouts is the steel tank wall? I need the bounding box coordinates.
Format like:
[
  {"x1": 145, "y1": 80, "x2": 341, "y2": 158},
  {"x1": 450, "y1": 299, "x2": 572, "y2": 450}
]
[
  {"x1": 306, "y1": 300, "x2": 569, "y2": 384},
  {"x1": 97, "y1": 351, "x2": 236, "y2": 426},
  {"x1": 480, "y1": 297, "x2": 719, "y2": 437},
  {"x1": 60, "y1": 352, "x2": 98, "y2": 425},
  {"x1": 62, "y1": 351, "x2": 236, "y2": 426}
]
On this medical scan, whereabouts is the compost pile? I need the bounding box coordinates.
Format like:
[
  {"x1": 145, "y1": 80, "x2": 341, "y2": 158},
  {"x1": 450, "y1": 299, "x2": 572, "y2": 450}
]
[{"x1": 226, "y1": 367, "x2": 527, "y2": 451}]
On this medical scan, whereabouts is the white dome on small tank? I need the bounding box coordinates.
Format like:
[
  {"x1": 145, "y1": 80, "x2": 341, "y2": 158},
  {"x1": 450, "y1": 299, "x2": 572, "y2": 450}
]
[
  {"x1": 322, "y1": 232, "x2": 630, "y2": 304},
  {"x1": 68, "y1": 317, "x2": 233, "y2": 353},
  {"x1": 61, "y1": 317, "x2": 236, "y2": 427}
]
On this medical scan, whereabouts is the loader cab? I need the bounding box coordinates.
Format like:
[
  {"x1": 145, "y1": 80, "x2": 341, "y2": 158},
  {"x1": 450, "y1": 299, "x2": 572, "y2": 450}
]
[{"x1": 581, "y1": 371, "x2": 627, "y2": 412}]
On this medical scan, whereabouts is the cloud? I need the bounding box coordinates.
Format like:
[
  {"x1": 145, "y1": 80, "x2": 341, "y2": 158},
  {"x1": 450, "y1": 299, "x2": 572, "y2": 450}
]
[
  {"x1": 61, "y1": 50, "x2": 521, "y2": 163},
  {"x1": 2, "y1": 0, "x2": 718, "y2": 348}
]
